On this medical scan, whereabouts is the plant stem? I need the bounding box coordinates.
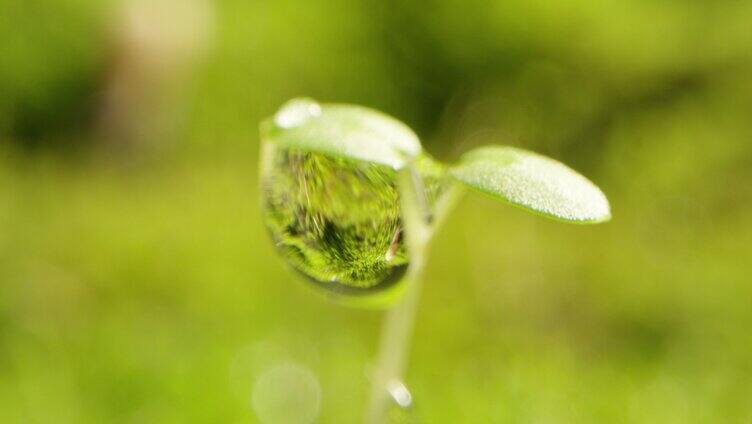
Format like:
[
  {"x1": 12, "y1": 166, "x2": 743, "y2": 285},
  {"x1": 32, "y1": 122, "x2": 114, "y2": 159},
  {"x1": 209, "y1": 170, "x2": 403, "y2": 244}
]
[{"x1": 364, "y1": 165, "x2": 434, "y2": 424}]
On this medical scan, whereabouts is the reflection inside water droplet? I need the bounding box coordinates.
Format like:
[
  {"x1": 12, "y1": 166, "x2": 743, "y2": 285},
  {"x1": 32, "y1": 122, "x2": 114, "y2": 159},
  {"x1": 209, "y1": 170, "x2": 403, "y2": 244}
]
[
  {"x1": 260, "y1": 115, "x2": 449, "y2": 301},
  {"x1": 387, "y1": 380, "x2": 413, "y2": 409},
  {"x1": 261, "y1": 141, "x2": 409, "y2": 295},
  {"x1": 274, "y1": 98, "x2": 321, "y2": 129}
]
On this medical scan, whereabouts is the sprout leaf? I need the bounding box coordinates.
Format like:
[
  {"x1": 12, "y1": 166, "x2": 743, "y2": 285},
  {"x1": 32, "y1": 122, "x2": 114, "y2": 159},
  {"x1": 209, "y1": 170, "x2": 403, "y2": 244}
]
[
  {"x1": 449, "y1": 146, "x2": 611, "y2": 223},
  {"x1": 261, "y1": 98, "x2": 421, "y2": 169}
]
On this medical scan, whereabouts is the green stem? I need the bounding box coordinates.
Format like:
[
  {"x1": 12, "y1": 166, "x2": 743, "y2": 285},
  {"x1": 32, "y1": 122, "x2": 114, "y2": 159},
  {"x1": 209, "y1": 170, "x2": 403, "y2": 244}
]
[{"x1": 365, "y1": 166, "x2": 459, "y2": 423}]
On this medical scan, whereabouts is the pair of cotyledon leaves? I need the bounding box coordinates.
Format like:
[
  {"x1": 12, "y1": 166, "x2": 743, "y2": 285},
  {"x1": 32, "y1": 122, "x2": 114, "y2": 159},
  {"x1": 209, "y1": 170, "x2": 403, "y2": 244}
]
[{"x1": 263, "y1": 98, "x2": 611, "y2": 224}]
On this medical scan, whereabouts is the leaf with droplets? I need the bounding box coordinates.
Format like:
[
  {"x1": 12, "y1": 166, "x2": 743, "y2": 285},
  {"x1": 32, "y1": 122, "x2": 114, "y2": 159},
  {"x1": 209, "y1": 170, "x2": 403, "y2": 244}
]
[
  {"x1": 449, "y1": 146, "x2": 611, "y2": 223},
  {"x1": 261, "y1": 98, "x2": 421, "y2": 169}
]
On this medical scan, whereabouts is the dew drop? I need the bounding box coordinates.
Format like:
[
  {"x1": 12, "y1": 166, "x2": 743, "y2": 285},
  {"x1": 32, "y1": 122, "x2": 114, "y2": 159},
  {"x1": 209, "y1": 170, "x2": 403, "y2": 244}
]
[
  {"x1": 387, "y1": 380, "x2": 413, "y2": 409},
  {"x1": 274, "y1": 98, "x2": 321, "y2": 129},
  {"x1": 261, "y1": 142, "x2": 409, "y2": 296},
  {"x1": 260, "y1": 125, "x2": 448, "y2": 301}
]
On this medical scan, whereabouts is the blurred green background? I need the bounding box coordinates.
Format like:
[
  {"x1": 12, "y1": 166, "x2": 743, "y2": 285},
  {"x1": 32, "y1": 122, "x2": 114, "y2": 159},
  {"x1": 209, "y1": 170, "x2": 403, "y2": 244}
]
[{"x1": 2, "y1": 0, "x2": 752, "y2": 422}]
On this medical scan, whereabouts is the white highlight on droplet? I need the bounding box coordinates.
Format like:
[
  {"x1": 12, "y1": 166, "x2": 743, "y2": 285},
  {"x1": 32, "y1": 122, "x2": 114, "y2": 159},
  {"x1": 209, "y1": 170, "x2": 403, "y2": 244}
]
[
  {"x1": 274, "y1": 98, "x2": 322, "y2": 129},
  {"x1": 387, "y1": 379, "x2": 413, "y2": 409},
  {"x1": 384, "y1": 250, "x2": 394, "y2": 262},
  {"x1": 252, "y1": 362, "x2": 321, "y2": 424}
]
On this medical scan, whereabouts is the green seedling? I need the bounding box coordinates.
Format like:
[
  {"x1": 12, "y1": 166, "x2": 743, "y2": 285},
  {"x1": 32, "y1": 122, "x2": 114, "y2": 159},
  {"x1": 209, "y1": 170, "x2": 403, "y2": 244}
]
[{"x1": 259, "y1": 98, "x2": 610, "y2": 423}]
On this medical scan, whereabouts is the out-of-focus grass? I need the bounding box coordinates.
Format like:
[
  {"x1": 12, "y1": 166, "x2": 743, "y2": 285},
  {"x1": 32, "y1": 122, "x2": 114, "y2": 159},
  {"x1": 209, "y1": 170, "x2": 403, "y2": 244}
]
[
  {"x1": 0, "y1": 152, "x2": 375, "y2": 422},
  {"x1": 1, "y1": 142, "x2": 751, "y2": 422},
  {"x1": 2, "y1": 0, "x2": 752, "y2": 422}
]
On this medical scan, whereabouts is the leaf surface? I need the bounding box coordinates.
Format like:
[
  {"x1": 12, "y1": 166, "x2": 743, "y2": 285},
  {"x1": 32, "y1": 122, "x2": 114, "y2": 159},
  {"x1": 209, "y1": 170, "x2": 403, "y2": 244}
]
[
  {"x1": 449, "y1": 146, "x2": 611, "y2": 223},
  {"x1": 262, "y1": 98, "x2": 421, "y2": 169}
]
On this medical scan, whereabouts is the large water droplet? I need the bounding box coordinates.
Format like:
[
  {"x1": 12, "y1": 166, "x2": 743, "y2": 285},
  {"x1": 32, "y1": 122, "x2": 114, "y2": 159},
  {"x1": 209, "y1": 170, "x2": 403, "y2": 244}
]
[
  {"x1": 261, "y1": 142, "x2": 409, "y2": 296},
  {"x1": 274, "y1": 98, "x2": 321, "y2": 129}
]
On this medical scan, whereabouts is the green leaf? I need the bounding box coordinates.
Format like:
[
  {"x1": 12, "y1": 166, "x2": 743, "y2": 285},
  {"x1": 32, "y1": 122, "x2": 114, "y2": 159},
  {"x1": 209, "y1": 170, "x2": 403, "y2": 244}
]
[
  {"x1": 261, "y1": 98, "x2": 421, "y2": 169},
  {"x1": 449, "y1": 146, "x2": 611, "y2": 223}
]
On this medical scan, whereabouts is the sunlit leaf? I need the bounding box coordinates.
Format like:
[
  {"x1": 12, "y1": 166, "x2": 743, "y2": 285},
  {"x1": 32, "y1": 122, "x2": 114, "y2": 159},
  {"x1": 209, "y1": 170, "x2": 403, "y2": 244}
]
[
  {"x1": 261, "y1": 98, "x2": 421, "y2": 169},
  {"x1": 449, "y1": 146, "x2": 611, "y2": 223}
]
